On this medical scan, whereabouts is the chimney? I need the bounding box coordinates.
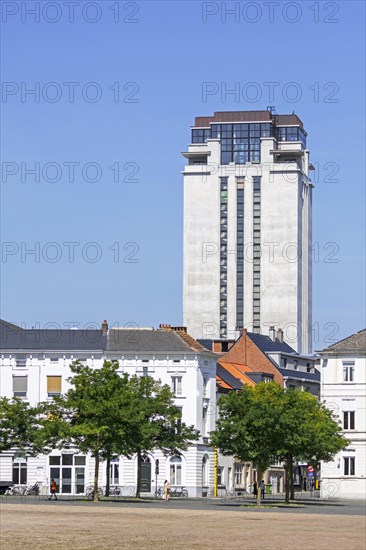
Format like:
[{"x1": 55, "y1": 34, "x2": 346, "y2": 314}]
[
  {"x1": 101, "y1": 320, "x2": 108, "y2": 334},
  {"x1": 269, "y1": 326, "x2": 276, "y2": 342},
  {"x1": 276, "y1": 328, "x2": 284, "y2": 343}
]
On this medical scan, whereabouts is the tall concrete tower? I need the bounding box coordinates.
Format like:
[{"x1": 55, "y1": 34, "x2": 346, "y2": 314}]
[{"x1": 182, "y1": 110, "x2": 313, "y2": 353}]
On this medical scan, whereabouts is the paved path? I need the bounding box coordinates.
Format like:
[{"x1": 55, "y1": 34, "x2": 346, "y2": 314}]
[{"x1": 2, "y1": 494, "x2": 365, "y2": 516}]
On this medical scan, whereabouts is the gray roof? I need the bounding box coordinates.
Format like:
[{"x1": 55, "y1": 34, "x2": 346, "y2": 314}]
[
  {"x1": 216, "y1": 364, "x2": 243, "y2": 390},
  {"x1": 107, "y1": 329, "x2": 198, "y2": 354},
  {"x1": 279, "y1": 368, "x2": 320, "y2": 382},
  {"x1": 0, "y1": 320, "x2": 211, "y2": 355},
  {"x1": 0, "y1": 321, "x2": 106, "y2": 351},
  {"x1": 319, "y1": 329, "x2": 366, "y2": 355},
  {"x1": 247, "y1": 332, "x2": 297, "y2": 355}
]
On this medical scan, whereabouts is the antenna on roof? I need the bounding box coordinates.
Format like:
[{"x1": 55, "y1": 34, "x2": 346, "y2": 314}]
[{"x1": 267, "y1": 105, "x2": 276, "y2": 114}]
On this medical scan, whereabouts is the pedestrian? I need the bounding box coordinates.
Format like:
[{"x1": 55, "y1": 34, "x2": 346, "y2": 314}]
[
  {"x1": 163, "y1": 479, "x2": 171, "y2": 501},
  {"x1": 261, "y1": 479, "x2": 265, "y2": 499},
  {"x1": 49, "y1": 478, "x2": 58, "y2": 500},
  {"x1": 253, "y1": 481, "x2": 258, "y2": 497}
]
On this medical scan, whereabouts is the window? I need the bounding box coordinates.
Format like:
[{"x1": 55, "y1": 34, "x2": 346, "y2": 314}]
[
  {"x1": 283, "y1": 358, "x2": 287, "y2": 368},
  {"x1": 234, "y1": 464, "x2": 243, "y2": 485},
  {"x1": 343, "y1": 362, "x2": 355, "y2": 382},
  {"x1": 170, "y1": 456, "x2": 182, "y2": 485},
  {"x1": 142, "y1": 359, "x2": 149, "y2": 363},
  {"x1": 306, "y1": 363, "x2": 312, "y2": 373},
  {"x1": 294, "y1": 360, "x2": 298, "y2": 370},
  {"x1": 202, "y1": 407, "x2": 207, "y2": 436},
  {"x1": 13, "y1": 454, "x2": 27, "y2": 484},
  {"x1": 173, "y1": 359, "x2": 181, "y2": 363},
  {"x1": 13, "y1": 376, "x2": 27, "y2": 397},
  {"x1": 203, "y1": 378, "x2": 209, "y2": 397},
  {"x1": 276, "y1": 126, "x2": 306, "y2": 146},
  {"x1": 62, "y1": 454, "x2": 73, "y2": 465},
  {"x1": 171, "y1": 376, "x2": 182, "y2": 396},
  {"x1": 172, "y1": 406, "x2": 182, "y2": 434},
  {"x1": 343, "y1": 411, "x2": 355, "y2": 430},
  {"x1": 217, "y1": 467, "x2": 224, "y2": 486},
  {"x1": 142, "y1": 366, "x2": 148, "y2": 377},
  {"x1": 110, "y1": 457, "x2": 119, "y2": 485},
  {"x1": 343, "y1": 457, "x2": 355, "y2": 476},
  {"x1": 50, "y1": 358, "x2": 59, "y2": 362},
  {"x1": 47, "y1": 376, "x2": 62, "y2": 397},
  {"x1": 49, "y1": 454, "x2": 86, "y2": 494},
  {"x1": 192, "y1": 128, "x2": 211, "y2": 143}
]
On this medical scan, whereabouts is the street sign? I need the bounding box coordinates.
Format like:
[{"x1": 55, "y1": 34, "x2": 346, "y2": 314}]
[
  {"x1": 308, "y1": 472, "x2": 314, "y2": 477},
  {"x1": 307, "y1": 465, "x2": 314, "y2": 473}
]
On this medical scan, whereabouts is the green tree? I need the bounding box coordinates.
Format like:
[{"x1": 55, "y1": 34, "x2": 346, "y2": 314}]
[
  {"x1": 45, "y1": 360, "x2": 132, "y2": 501},
  {"x1": 121, "y1": 375, "x2": 199, "y2": 497},
  {"x1": 0, "y1": 397, "x2": 45, "y2": 455},
  {"x1": 278, "y1": 389, "x2": 348, "y2": 502},
  {"x1": 211, "y1": 383, "x2": 283, "y2": 505}
]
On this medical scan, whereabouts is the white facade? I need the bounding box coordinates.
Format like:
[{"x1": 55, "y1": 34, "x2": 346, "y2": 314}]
[
  {"x1": 183, "y1": 111, "x2": 312, "y2": 353},
  {"x1": 320, "y1": 348, "x2": 366, "y2": 500},
  {"x1": 0, "y1": 328, "x2": 217, "y2": 497}
]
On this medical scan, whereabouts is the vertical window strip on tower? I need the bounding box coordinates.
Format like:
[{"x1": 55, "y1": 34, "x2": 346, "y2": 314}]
[
  {"x1": 252, "y1": 176, "x2": 261, "y2": 333},
  {"x1": 220, "y1": 177, "x2": 228, "y2": 338},
  {"x1": 236, "y1": 177, "x2": 245, "y2": 330}
]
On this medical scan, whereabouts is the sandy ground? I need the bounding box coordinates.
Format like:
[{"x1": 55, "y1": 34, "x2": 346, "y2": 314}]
[{"x1": 1, "y1": 503, "x2": 365, "y2": 550}]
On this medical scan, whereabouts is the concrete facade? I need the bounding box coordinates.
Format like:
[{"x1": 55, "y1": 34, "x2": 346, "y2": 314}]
[
  {"x1": 182, "y1": 110, "x2": 313, "y2": 353},
  {"x1": 319, "y1": 329, "x2": 366, "y2": 500}
]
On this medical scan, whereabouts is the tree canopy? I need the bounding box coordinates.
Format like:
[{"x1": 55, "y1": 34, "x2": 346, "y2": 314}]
[
  {"x1": 211, "y1": 382, "x2": 348, "y2": 505},
  {"x1": 0, "y1": 397, "x2": 44, "y2": 455}
]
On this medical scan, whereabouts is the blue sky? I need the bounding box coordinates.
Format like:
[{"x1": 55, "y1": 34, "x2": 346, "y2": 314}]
[{"x1": 1, "y1": 0, "x2": 365, "y2": 349}]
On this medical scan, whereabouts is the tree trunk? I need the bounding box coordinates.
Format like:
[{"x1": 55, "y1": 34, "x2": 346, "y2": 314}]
[
  {"x1": 256, "y1": 466, "x2": 262, "y2": 506},
  {"x1": 135, "y1": 450, "x2": 141, "y2": 499},
  {"x1": 93, "y1": 451, "x2": 100, "y2": 502},
  {"x1": 284, "y1": 454, "x2": 291, "y2": 504},
  {"x1": 105, "y1": 456, "x2": 111, "y2": 497},
  {"x1": 289, "y1": 456, "x2": 295, "y2": 500}
]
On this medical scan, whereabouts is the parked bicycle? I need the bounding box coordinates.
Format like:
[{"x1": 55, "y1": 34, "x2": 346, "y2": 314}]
[
  {"x1": 108, "y1": 485, "x2": 121, "y2": 496},
  {"x1": 5, "y1": 482, "x2": 40, "y2": 496},
  {"x1": 85, "y1": 484, "x2": 104, "y2": 499},
  {"x1": 155, "y1": 485, "x2": 188, "y2": 498}
]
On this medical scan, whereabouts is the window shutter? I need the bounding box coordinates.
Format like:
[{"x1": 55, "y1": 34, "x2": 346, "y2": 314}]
[
  {"x1": 13, "y1": 376, "x2": 28, "y2": 393},
  {"x1": 47, "y1": 376, "x2": 61, "y2": 394}
]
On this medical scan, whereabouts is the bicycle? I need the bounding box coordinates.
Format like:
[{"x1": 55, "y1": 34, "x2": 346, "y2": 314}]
[
  {"x1": 85, "y1": 484, "x2": 104, "y2": 499},
  {"x1": 24, "y1": 482, "x2": 41, "y2": 495},
  {"x1": 5, "y1": 484, "x2": 26, "y2": 496}
]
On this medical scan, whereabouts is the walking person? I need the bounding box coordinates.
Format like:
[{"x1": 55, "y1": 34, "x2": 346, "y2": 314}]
[
  {"x1": 49, "y1": 478, "x2": 58, "y2": 500},
  {"x1": 261, "y1": 479, "x2": 265, "y2": 499},
  {"x1": 163, "y1": 479, "x2": 171, "y2": 502},
  {"x1": 253, "y1": 481, "x2": 258, "y2": 498}
]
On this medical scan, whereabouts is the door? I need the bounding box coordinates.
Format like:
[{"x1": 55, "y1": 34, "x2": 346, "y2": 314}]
[{"x1": 140, "y1": 459, "x2": 151, "y2": 492}]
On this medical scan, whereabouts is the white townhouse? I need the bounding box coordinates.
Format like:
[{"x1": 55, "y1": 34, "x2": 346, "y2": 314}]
[
  {"x1": 0, "y1": 320, "x2": 217, "y2": 497},
  {"x1": 319, "y1": 329, "x2": 366, "y2": 500}
]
